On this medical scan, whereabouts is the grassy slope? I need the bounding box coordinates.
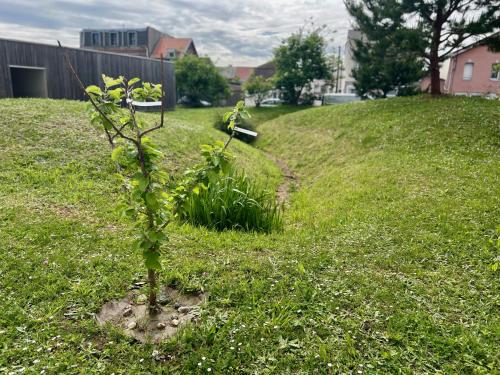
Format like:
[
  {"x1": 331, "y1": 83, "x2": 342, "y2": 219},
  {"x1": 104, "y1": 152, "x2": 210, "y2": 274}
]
[{"x1": 1, "y1": 97, "x2": 499, "y2": 374}]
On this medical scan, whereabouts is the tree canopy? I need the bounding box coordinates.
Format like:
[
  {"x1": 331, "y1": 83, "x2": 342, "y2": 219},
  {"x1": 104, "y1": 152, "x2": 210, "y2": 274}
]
[
  {"x1": 175, "y1": 55, "x2": 229, "y2": 105},
  {"x1": 243, "y1": 74, "x2": 273, "y2": 107},
  {"x1": 273, "y1": 26, "x2": 331, "y2": 104},
  {"x1": 345, "y1": 0, "x2": 500, "y2": 95},
  {"x1": 346, "y1": 0, "x2": 425, "y2": 98}
]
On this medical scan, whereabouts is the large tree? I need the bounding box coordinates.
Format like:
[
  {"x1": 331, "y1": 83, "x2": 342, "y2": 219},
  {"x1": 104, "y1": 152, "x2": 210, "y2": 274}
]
[
  {"x1": 274, "y1": 26, "x2": 331, "y2": 104},
  {"x1": 346, "y1": 0, "x2": 500, "y2": 95},
  {"x1": 346, "y1": 0, "x2": 425, "y2": 97},
  {"x1": 175, "y1": 55, "x2": 229, "y2": 105},
  {"x1": 352, "y1": 35, "x2": 424, "y2": 98}
]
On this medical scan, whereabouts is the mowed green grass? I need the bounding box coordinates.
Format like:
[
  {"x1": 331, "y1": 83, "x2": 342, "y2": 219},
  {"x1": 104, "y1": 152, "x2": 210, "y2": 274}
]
[{"x1": 0, "y1": 97, "x2": 499, "y2": 374}]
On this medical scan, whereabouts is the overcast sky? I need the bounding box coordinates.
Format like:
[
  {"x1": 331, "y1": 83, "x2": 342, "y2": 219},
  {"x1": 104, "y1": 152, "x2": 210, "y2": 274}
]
[{"x1": 0, "y1": 0, "x2": 351, "y2": 66}]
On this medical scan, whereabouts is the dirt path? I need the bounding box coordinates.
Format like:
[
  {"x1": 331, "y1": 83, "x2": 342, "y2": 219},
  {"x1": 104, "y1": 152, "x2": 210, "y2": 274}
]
[{"x1": 265, "y1": 152, "x2": 299, "y2": 205}]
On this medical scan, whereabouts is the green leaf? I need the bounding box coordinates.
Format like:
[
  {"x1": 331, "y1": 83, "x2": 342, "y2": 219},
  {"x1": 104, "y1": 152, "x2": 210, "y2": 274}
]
[
  {"x1": 111, "y1": 146, "x2": 124, "y2": 161},
  {"x1": 148, "y1": 230, "x2": 167, "y2": 242},
  {"x1": 143, "y1": 250, "x2": 161, "y2": 270},
  {"x1": 86, "y1": 85, "x2": 102, "y2": 96},
  {"x1": 223, "y1": 112, "x2": 233, "y2": 123},
  {"x1": 192, "y1": 185, "x2": 200, "y2": 195},
  {"x1": 145, "y1": 192, "x2": 159, "y2": 210},
  {"x1": 102, "y1": 75, "x2": 124, "y2": 88},
  {"x1": 128, "y1": 77, "x2": 140, "y2": 86},
  {"x1": 132, "y1": 173, "x2": 149, "y2": 192}
]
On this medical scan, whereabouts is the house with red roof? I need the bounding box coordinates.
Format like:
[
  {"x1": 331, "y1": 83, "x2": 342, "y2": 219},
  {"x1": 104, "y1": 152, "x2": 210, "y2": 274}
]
[
  {"x1": 80, "y1": 27, "x2": 197, "y2": 60},
  {"x1": 151, "y1": 37, "x2": 197, "y2": 61}
]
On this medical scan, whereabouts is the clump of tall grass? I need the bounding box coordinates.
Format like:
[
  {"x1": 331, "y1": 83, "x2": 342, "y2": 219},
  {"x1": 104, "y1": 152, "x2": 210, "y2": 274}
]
[{"x1": 178, "y1": 172, "x2": 282, "y2": 233}]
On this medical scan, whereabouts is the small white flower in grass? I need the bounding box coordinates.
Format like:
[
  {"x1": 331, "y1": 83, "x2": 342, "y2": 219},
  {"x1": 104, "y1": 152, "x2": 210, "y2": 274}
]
[
  {"x1": 328, "y1": 363, "x2": 332, "y2": 367},
  {"x1": 238, "y1": 342, "x2": 242, "y2": 346},
  {"x1": 207, "y1": 368, "x2": 212, "y2": 372},
  {"x1": 202, "y1": 356, "x2": 206, "y2": 361},
  {"x1": 230, "y1": 346, "x2": 235, "y2": 350},
  {"x1": 273, "y1": 325, "x2": 279, "y2": 329},
  {"x1": 198, "y1": 363, "x2": 202, "y2": 367},
  {"x1": 139, "y1": 359, "x2": 144, "y2": 363}
]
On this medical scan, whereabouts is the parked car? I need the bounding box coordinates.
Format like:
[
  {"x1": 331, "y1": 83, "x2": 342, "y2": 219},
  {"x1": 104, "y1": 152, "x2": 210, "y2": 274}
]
[
  {"x1": 260, "y1": 98, "x2": 283, "y2": 107},
  {"x1": 177, "y1": 96, "x2": 212, "y2": 107}
]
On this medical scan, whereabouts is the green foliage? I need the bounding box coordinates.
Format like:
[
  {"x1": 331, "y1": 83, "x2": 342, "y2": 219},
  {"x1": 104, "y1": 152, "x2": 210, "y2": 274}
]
[
  {"x1": 85, "y1": 75, "x2": 170, "y2": 304},
  {"x1": 345, "y1": 0, "x2": 500, "y2": 95},
  {"x1": 175, "y1": 55, "x2": 230, "y2": 105},
  {"x1": 346, "y1": 0, "x2": 424, "y2": 98},
  {"x1": 178, "y1": 170, "x2": 283, "y2": 232},
  {"x1": 243, "y1": 74, "x2": 273, "y2": 107},
  {"x1": 213, "y1": 112, "x2": 257, "y2": 143},
  {"x1": 85, "y1": 76, "x2": 246, "y2": 307},
  {"x1": 274, "y1": 25, "x2": 331, "y2": 104}
]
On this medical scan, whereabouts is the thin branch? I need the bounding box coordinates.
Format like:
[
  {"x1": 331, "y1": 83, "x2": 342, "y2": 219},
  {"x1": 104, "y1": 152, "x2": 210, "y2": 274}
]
[
  {"x1": 223, "y1": 131, "x2": 236, "y2": 151},
  {"x1": 110, "y1": 122, "x2": 130, "y2": 141},
  {"x1": 140, "y1": 54, "x2": 166, "y2": 137},
  {"x1": 58, "y1": 41, "x2": 138, "y2": 145}
]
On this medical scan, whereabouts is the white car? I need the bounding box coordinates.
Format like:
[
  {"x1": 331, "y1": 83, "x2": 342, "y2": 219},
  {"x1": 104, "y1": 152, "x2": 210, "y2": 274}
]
[{"x1": 260, "y1": 98, "x2": 283, "y2": 107}]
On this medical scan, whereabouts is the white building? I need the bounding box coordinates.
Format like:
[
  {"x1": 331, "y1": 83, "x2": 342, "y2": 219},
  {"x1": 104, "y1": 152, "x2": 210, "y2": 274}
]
[{"x1": 341, "y1": 30, "x2": 363, "y2": 94}]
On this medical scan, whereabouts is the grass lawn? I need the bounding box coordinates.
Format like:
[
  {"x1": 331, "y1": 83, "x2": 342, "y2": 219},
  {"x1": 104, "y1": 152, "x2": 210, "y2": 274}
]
[{"x1": 0, "y1": 96, "x2": 499, "y2": 373}]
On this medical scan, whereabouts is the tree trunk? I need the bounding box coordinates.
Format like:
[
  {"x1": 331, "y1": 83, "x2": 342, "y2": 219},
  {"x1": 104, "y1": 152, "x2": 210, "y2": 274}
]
[
  {"x1": 429, "y1": 53, "x2": 441, "y2": 96},
  {"x1": 148, "y1": 268, "x2": 157, "y2": 307},
  {"x1": 430, "y1": 12, "x2": 443, "y2": 96}
]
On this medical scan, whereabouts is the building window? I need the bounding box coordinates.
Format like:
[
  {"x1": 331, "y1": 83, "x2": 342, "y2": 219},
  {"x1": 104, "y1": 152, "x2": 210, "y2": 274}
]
[
  {"x1": 92, "y1": 32, "x2": 100, "y2": 46},
  {"x1": 110, "y1": 32, "x2": 118, "y2": 46},
  {"x1": 491, "y1": 63, "x2": 500, "y2": 80},
  {"x1": 463, "y1": 62, "x2": 474, "y2": 80},
  {"x1": 167, "y1": 49, "x2": 177, "y2": 60},
  {"x1": 128, "y1": 32, "x2": 137, "y2": 46}
]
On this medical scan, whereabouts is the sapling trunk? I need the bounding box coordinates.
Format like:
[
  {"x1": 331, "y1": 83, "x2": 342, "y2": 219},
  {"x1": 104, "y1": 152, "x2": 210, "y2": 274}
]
[{"x1": 148, "y1": 268, "x2": 157, "y2": 307}]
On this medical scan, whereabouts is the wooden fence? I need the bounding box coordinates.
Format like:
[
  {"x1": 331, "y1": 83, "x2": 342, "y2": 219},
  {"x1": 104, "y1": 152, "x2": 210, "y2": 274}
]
[{"x1": 0, "y1": 38, "x2": 176, "y2": 109}]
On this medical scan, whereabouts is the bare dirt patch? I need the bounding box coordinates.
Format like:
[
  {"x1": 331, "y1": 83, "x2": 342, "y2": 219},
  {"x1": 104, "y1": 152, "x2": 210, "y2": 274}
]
[
  {"x1": 265, "y1": 152, "x2": 299, "y2": 204},
  {"x1": 96, "y1": 286, "x2": 206, "y2": 343}
]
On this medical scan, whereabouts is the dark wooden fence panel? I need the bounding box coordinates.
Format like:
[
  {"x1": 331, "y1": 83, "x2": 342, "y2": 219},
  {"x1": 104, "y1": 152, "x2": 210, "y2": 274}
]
[{"x1": 0, "y1": 38, "x2": 176, "y2": 109}]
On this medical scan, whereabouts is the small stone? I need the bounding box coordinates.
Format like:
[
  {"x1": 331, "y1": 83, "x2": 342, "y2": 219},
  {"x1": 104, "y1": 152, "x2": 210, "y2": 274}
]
[
  {"x1": 178, "y1": 306, "x2": 191, "y2": 314},
  {"x1": 136, "y1": 294, "x2": 147, "y2": 305},
  {"x1": 174, "y1": 302, "x2": 181, "y2": 309},
  {"x1": 170, "y1": 319, "x2": 179, "y2": 327},
  {"x1": 157, "y1": 322, "x2": 166, "y2": 330},
  {"x1": 170, "y1": 315, "x2": 178, "y2": 320},
  {"x1": 158, "y1": 295, "x2": 170, "y2": 306},
  {"x1": 122, "y1": 307, "x2": 133, "y2": 317},
  {"x1": 127, "y1": 321, "x2": 137, "y2": 330}
]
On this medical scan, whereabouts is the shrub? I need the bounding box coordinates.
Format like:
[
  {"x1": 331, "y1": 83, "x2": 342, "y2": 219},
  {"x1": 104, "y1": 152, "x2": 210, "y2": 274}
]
[
  {"x1": 175, "y1": 55, "x2": 230, "y2": 106},
  {"x1": 178, "y1": 171, "x2": 282, "y2": 233},
  {"x1": 213, "y1": 112, "x2": 257, "y2": 144}
]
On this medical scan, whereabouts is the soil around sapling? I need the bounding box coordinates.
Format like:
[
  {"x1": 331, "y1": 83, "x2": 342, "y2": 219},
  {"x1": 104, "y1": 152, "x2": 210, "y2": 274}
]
[{"x1": 96, "y1": 286, "x2": 206, "y2": 344}]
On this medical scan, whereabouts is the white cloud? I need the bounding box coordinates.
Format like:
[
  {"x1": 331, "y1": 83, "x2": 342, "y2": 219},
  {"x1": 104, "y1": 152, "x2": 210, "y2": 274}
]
[{"x1": 0, "y1": 0, "x2": 351, "y2": 66}]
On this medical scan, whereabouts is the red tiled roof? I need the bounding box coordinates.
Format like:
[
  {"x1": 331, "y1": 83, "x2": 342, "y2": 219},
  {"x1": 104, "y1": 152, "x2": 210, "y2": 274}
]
[
  {"x1": 234, "y1": 67, "x2": 255, "y2": 82},
  {"x1": 151, "y1": 37, "x2": 194, "y2": 59}
]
